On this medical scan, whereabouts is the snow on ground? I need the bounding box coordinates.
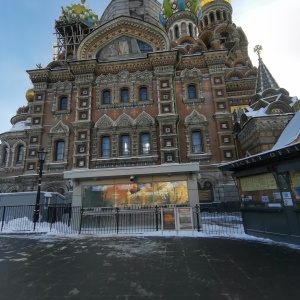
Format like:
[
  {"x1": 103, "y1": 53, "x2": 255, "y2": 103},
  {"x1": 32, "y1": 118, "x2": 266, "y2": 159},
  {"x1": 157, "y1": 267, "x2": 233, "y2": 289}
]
[{"x1": 1, "y1": 216, "x2": 300, "y2": 251}]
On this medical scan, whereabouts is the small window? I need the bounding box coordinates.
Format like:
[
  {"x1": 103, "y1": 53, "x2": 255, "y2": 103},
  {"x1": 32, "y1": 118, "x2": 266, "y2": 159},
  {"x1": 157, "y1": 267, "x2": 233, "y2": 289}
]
[
  {"x1": 2, "y1": 146, "x2": 8, "y2": 164},
  {"x1": 121, "y1": 88, "x2": 129, "y2": 103},
  {"x1": 189, "y1": 23, "x2": 193, "y2": 37},
  {"x1": 55, "y1": 141, "x2": 65, "y2": 161},
  {"x1": 140, "y1": 133, "x2": 150, "y2": 154},
  {"x1": 139, "y1": 87, "x2": 148, "y2": 101},
  {"x1": 101, "y1": 136, "x2": 110, "y2": 157},
  {"x1": 59, "y1": 97, "x2": 68, "y2": 110},
  {"x1": 17, "y1": 145, "x2": 24, "y2": 162},
  {"x1": 121, "y1": 135, "x2": 130, "y2": 156},
  {"x1": 188, "y1": 85, "x2": 197, "y2": 99},
  {"x1": 192, "y1": 131, "x2": 202, "y2": 153},
  {"x1": 174, "y1": 25, "x2": 179, "y2": 39},
  {"x1": 103, "y1": 90, "x2": 111, "y2": 104}
]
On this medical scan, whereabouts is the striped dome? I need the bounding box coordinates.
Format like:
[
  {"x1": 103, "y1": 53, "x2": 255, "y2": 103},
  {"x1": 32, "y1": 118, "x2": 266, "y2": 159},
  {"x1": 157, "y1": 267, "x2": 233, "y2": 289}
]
[
  {"x1": 200, "y1": 0, "x2": 232, "y2": 8},
  {"x1": 159, "y1": 0, "x2": 202, "y2": 27},
  {"x1": 60, "y1": 3, "x2": 99, "y2": 27}
]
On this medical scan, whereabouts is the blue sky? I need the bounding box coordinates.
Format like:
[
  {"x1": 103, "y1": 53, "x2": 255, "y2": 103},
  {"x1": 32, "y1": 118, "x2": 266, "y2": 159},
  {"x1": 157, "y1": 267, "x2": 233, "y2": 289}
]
[{"x1": 0, "y1": 0, "x2": 299, "y2": 134}]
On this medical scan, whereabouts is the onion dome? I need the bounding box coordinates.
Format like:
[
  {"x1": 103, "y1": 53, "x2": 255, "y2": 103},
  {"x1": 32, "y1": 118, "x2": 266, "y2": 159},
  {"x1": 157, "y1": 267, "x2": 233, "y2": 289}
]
[
  {"x1": 159, "y1": 0, "x2": 203, "y2": 27},
  {"x1": 26, "y1": 89, "x2": 35, "y2": 102},
  {"x1": 60, "y1": 2, "x2": 99, "y2": 27},
  {"x1": 200, "y1": 0, "x2": 232, "y2": 7}
]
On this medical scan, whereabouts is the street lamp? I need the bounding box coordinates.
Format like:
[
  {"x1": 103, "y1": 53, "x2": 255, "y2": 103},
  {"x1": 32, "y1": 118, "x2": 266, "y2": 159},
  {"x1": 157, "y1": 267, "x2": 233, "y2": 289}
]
[{"x1": 33, "y1": 148, "x2": 47, "y2": 230}]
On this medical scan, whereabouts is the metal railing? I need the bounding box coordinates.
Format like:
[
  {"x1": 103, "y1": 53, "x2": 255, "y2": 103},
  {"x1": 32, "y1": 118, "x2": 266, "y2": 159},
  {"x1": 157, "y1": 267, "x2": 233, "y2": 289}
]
[{"x1": 0, "y1": 203, "x2": 244, "y2": 235}]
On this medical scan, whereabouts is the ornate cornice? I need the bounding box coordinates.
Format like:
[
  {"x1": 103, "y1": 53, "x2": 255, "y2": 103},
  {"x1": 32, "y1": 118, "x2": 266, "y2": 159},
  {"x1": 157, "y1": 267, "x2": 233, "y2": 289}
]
[
  {"x1": 177, "y1": 55, "x2": 207, "y2": 70},
  {"x1": 226, "y1": 79, "x2": 256, "y2": 92},
  {"x1": 149, "y1": 51, "x2": 179, "y2": 68},
  {"x1": 96, "y1": 59, "x2": 152, "y2": 75},
  {"x1": 69, "y1": 60, "x2": 98, "y2": 76},
  {"x1": 203, "y1": 51, "x2": 227, "y2": 65},
  {"x1": 27, "y1": 69, "x2": 50, "y2": 83}
]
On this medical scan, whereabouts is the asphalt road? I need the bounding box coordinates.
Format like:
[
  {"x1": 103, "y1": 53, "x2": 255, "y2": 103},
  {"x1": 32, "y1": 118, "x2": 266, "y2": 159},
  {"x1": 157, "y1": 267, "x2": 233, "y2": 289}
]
[{"x1": 0, "y1": 235, "x2": 299, "y2": 299}]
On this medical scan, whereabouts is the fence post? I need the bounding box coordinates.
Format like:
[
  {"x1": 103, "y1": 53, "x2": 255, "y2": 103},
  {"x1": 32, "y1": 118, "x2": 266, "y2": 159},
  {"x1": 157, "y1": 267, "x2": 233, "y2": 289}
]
[
  {"x1": 116, "y1": 207, "x2": 119, "y2": 234},
  {"x1": 79, "y1": 208, "x2": 84, "y2": 234},
  {"x1": 1, "y1": 206, "x2": 6, "y2": 232},
  {"x1": 195, "y1": 204, "x2": 200, "y2": 232},
  {"x1": 49, "y1": 206, "x2": 56, "y2": 232},
  {"x1": 67, "y1": 205, "x2": 72, "y2": 227},
  {"x1": 155, "y1": 205, "x2": 159, "y2": 231}
]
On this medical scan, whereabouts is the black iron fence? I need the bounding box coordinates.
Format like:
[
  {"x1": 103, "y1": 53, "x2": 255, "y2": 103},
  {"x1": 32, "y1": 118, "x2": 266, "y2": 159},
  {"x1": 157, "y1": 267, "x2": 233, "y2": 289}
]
[{"x1": 0, "y1": 203, "x2": 244, "y2": 235}]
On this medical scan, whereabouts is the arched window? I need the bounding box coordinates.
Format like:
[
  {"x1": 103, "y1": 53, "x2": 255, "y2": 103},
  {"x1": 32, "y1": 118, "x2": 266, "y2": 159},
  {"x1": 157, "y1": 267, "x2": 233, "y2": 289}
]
[
  {"x1": 59, "y1": 97, "x2": 68, "y2": 110},
  {"x1": 2, "y1": 146, "x2": 8, "y2": 164},
  {"x1": 121, "y1": 88, "x2": 129, "y2": 103},
  {"x1": 189, "y1": 23, "x2": 193, "y2": 37},
  {"x1": 121, "y1": 135, "x2": 130, "y2": 156},
  {"x1": 140, "y1": 133, "x2": 150, "y2": 154},
  {"x1": 139, "y1": 87, "x2": 148, "y2": 101},
  {"x1": 216, "y1": 10, "x2": 221, "y2": 20},
  {"x1": 192, "y1": 131, "x2": 202, "y2": 153},
  {"x1": 101, "y1": 136, "x2": 111, "y2": 157},
  {"x1": 17, "y1": 145, "x2": 24, "y2": 162},
  {"x1": 55, "y1": 141, "x2": 65, "y2": 161},
  {"x1": 209, "y1": 12, "x2": 215, "y2": 23},
  {"x1": 103, "y1": 90, "x2": 111, "y2": 104},
  {"x1": 188, "y1": 85, "x2": 197, "y2": 99},
  {"x1": 174, "y1": 25, "x2": 179, "y2": 39},
  {"x1": 204, "y1": 16, "x2": 208, "y2": 26}
]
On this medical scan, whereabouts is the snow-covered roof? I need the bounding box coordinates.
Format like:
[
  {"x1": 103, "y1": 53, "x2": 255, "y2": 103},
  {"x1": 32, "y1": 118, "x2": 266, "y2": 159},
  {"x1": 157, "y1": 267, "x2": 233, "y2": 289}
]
[
  {"x1": 8, "y1": 120, "x2": 31, "y2": 132},
  {"x1": 246, "y1": 107, "x2": 267, "y2": 117},
  {"x1": 272, "y1": 110, "x2": 300, "y2": 150}
]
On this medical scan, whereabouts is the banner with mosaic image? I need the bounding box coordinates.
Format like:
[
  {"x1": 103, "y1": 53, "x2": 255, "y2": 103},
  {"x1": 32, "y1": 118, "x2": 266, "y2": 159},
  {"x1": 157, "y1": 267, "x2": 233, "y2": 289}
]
[{"x1": 82, "y1": 181, "x2": 188, "y2": 207}]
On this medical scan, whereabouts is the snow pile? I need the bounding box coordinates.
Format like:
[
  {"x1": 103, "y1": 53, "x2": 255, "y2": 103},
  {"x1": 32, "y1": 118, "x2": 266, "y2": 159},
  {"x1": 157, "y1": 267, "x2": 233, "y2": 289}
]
[{"x1": 1, "y1": 217, "x2": 76, "y2": 234}]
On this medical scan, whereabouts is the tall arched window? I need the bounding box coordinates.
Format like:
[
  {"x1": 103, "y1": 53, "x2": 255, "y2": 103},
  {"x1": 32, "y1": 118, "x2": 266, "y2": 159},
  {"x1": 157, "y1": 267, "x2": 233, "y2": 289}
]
[
  {"x1": 189, "y1": 23, "x2": 193, "y2": 37},
  {"x1": 17, "y1": 145, "x2": 24, "y2": 162},
  {"x1": 2, "y1": 146, "x2": 8, "y2": 164},
  {"x1": 121, "y1": 135, "x2": 130, "y2": 156},
  {"x1": 103, "y1": 90, "x2": 111, "y2": 104},
  {"x1": 55, "y1": 141, "x2": 65, "y2": 161},
  {"x1": 204, "y1": 15, "x2": 208, "y2": 26},
  {"x1": 59, "y1": 97, "x2": 68, "y2": 110},
  {"x1": 139, "y1": 87, "x2": 148, "y2": 101},
  {"x1": 140, "y1": 133, "x2": 150, "y2": 154},
  {"x1": 121, "y1": 88, "x2": 129, "y2": 103},
  {"x1": 192, "y1": 131, "x2": 202, "y2": 153},
  {"x1": 209, "y1": 12, "x2": 215, "y2": 23},
  {"x1": 174, "y1": 25, "x2": 179, "y2": 39},
  {"x1": 101, "y1": 136, "x2": 111, "y2": 157},
  {"x1": 188, "y1": 85, "x2": 197, "y2": 99}
]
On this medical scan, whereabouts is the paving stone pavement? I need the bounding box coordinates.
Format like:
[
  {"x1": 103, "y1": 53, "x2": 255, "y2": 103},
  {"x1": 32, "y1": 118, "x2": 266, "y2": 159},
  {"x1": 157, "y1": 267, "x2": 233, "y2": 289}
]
[{"x1": 0, "y1": 235, "x2": 299, "y2": 299}]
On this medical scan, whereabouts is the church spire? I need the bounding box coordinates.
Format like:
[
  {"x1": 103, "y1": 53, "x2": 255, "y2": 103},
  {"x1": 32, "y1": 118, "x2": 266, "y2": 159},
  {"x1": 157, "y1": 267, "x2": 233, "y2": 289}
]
[{"x1": 254, "y1": 45, "x2": 279, "y2": 94}]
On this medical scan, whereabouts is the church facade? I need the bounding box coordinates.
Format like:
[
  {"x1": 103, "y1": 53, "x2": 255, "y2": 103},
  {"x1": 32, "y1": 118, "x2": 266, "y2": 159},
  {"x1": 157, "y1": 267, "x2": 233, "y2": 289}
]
[{"x1": 0, "y1": 0, "x2": 258, "y2": 206}]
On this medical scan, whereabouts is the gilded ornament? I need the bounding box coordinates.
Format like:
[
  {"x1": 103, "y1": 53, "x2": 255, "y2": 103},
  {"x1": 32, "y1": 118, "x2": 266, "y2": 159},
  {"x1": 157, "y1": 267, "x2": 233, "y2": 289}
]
[{"x1": 26, "y1": 89, "x2": 35, "y2": 102}]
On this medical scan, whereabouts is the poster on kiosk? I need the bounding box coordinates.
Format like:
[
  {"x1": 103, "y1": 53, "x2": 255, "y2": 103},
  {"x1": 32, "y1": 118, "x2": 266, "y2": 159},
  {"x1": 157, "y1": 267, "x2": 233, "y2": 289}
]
[{"x1": 162, "y1": 207, "x2": 193, "y2": 231}]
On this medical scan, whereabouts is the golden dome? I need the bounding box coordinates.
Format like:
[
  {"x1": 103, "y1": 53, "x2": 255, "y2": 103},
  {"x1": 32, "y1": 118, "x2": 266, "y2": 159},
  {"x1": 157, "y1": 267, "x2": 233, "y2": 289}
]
[
  {"x1": 200, "y1": 0, "x2": 232, "y2": 7},
  {"x1": 26, "y1": 89, "x2": 35, "y2": 102}
]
